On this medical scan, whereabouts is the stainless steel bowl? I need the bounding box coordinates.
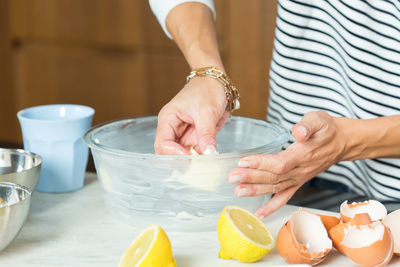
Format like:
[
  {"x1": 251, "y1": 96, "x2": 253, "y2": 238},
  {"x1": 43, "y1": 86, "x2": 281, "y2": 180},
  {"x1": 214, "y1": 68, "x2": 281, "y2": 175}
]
[
  {"x1": 0, "y1": 182, "x2": 31, "y2": 251},
  {"x1": 0, "y1": 148, "x2": 42, "y2": 192}
]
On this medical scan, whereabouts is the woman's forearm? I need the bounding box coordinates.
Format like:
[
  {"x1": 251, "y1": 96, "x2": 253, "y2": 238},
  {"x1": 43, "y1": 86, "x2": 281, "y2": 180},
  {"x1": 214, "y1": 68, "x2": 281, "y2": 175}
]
[
  {"x1": 339, "y1": 115, "x2": 400, "y2": 160},
  {"x1": 166, "y1": 2, "x2": 224, "y2": 70}
]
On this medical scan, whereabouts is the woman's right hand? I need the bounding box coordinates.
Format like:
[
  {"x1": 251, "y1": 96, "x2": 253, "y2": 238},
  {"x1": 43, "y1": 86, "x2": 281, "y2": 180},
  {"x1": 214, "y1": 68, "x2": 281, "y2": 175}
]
[
  {"x1": 155, "y1": 76, "x2": 230, "y2": 155},
  {"x1": 153, "y1": 1, "x2": 229, "y2": 155}
]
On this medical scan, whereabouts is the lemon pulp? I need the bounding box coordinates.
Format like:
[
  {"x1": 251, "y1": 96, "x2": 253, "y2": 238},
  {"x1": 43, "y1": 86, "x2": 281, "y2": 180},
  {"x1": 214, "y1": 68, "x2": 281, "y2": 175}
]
[
  {"x1": 119, "y1": 224, "x2": 176, "y2": 267},
  {"x1": 217, "y1": 205, "x2": 276, "y2": 262}
]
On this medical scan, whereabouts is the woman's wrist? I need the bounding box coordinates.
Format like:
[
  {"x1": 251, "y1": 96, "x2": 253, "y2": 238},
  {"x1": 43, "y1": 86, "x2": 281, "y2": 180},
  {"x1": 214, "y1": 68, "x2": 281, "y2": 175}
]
[
  {"x1": 183, "y1": 72, "x2": 228, "y2": 112},
  {"x1": 185, "y1": 42, "x2": 225, "y2": 71},
  {"x1": 186, "y1": 66, "x2": 240, "y2": 111},
  {"x1": 166, "y1": 2, "x2": 224, "y2": 71},
  {"x1": 338, "y1": 115, "x2": 400, "y2": 161}
]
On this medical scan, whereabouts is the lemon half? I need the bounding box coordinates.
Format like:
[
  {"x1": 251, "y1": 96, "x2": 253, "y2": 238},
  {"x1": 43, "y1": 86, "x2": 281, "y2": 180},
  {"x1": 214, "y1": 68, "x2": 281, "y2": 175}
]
[
  {"x1": 217, "y1": 205, "x2": 276, "y2": 262},
  {"x1": 119, "y1": 224, "x2": 176, "y2": 267}
]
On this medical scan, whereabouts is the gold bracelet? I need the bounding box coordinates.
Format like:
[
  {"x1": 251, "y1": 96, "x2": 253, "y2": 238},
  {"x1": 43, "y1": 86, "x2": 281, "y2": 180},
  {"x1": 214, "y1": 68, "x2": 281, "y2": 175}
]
[{"x1": 186, "y1": 66, "x2": 241, "y2": 111}]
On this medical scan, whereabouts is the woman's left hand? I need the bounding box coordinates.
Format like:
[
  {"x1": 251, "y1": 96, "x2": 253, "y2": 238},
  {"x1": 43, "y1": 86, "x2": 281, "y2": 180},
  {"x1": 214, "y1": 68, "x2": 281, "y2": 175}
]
[{"x1": 228, "y1": 111, "x2": 350, "y2": 219}]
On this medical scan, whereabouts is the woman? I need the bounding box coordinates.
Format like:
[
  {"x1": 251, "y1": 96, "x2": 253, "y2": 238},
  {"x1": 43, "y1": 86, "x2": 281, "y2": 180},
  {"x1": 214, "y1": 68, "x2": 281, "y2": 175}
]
[{"x1": 149, "y1": 0, "x2": 400, "y2": 219}]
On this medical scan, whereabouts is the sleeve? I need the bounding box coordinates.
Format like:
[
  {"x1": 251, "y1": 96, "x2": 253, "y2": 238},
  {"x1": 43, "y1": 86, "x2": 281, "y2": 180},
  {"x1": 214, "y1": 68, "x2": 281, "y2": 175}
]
[{"x1": 149, "y1": 0, "x2": 216, "y2": 39}]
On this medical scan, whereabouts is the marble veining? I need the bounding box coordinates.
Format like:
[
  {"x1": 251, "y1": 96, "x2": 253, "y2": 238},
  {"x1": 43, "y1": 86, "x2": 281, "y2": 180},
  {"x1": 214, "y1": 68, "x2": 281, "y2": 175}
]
[{"x1": 1, "y1": 172, "x2": 399, "y2": 266}]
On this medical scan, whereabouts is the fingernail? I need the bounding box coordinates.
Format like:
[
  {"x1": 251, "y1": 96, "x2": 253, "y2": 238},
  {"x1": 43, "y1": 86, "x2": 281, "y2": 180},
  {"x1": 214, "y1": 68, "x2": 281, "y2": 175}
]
[
  {"x1": 228, "y1": 175, "x2": 242, "y2": 183},
  {"x1": 299, "y1": 125, "x2": 308, "y2": 136},
  {"x1": 189, "y1": 147, "x2": 199, "y2": 155},
  {"x1": 238, "y1": 160, "x2": 251, "y2": 168},
  {"x1": 203, "y1": 145, "x2": 217, "y2": 155},
  {"x1": 258, "y1": 215, "x2": 265, "y2": 220},
  {"x1": 237, "y1": 188, "x2": 249, "y2": 197}
]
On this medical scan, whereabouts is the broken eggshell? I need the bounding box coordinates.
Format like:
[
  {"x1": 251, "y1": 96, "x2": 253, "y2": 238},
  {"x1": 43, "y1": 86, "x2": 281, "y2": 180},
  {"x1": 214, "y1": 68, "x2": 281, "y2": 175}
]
[
  {"x1": 383, "y1": 209, "x2": 400, "y2": 256},
  {"x1": 277, "y1": 209, "x2": 332, "y2": 265},
  {"x1": 329, "y1": 213, "x2": 374, "y2": 254},
  {"x1": 318, "y1": 214, "x2": 340, "y2": 232},
  {"x1": 329, "y1": 213, "x2": 394, "y2": 267},
  {"x1": 340, "y1": 200, "x2": 387, "y2": 223}
]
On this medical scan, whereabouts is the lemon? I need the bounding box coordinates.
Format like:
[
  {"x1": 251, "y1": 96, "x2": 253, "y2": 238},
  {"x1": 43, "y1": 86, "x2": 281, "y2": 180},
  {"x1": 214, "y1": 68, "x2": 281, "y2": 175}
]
[
  {"x1": 217, "y1": 205, "x2": 276, "y2": 263},
  {"x1": 119, "y1": 224, "x2": 176, "y2": 267}
]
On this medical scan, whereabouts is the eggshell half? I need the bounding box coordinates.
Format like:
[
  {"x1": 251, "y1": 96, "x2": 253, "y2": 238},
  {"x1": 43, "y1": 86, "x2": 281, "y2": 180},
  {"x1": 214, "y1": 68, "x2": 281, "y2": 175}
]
[
  {"x1": 329, "y1": 213, "x2": 372, "y2": 254},
  {"x1": 341, "y1": 222, "x2": 393, "y2": 267},
  {"x1": 277, "y1": 209, "x2": 332, "y2": 265},
  {"x1": 318, "y1": 214, "x2": 340, "y2": 232},
  {"x1": 383, "y1": 209, "x2": 400, "y2": 256},
  {"x1": 330, "y1": 213, "x2": 393, "y2": 266},
  {"x1": 347, "y1": 213, "x2": 373, "y2": 226},
  {"x1": 340, "y1": 200, "x2": 387, "y2": 223}
]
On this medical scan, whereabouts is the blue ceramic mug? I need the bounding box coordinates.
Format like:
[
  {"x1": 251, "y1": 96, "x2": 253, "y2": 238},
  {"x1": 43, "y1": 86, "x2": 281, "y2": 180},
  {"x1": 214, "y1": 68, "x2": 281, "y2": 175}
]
[{"x1": 17, "y1": 104, "x2": 95, "y2": 193}]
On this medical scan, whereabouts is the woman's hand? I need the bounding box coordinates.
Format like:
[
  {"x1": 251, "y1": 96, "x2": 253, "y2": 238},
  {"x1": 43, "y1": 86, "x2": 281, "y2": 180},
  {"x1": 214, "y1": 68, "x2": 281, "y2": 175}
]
[
  {"x1": 155, "y1": 77, "x2": 230, "y2": 155},
  {"x1": 228, "y1": 111, "x2": 350, "y2": 219},
  {"x1": 154, "y1": 2, "x2": 229, "y2": 155}
]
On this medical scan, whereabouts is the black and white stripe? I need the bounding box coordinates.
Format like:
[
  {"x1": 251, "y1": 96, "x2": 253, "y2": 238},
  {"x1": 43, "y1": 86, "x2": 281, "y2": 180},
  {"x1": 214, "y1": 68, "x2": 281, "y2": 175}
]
[{"x1": 267, "y1": 0, "x2": 400, "y2": 200}]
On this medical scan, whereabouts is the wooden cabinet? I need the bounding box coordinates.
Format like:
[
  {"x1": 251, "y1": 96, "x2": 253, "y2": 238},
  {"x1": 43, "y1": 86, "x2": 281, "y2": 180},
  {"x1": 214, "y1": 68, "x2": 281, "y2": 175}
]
[
  {"x1": 0, "y1": 0, "x2": 277, "y2": 144},
  {"x1": 0, "y1": 0, "x2": 17, "y2": 143},
  {"x1": 224, "y1": 0, "x2": 278, "y2": 119},
  {"x1": 9, "y1": 0, "x2": 175, "y2": 47},
  {"x1": 13, "y1": 44, "x2": 188, "y2": 121}
]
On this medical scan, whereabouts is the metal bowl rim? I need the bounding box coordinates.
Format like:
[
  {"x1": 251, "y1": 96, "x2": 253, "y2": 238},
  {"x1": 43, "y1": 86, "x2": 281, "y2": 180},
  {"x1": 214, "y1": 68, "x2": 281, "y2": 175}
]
[
  {"x1": 0, "y1": 182, "x2": 32, "y2": 207},
  {"x1": 0, "y1": 148, "x2": 43, "y2": 169}
]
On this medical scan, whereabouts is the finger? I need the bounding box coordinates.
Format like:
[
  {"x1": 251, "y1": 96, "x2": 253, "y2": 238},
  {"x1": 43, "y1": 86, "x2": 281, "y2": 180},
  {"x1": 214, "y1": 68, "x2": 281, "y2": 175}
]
[
  {"x1": 292, "y1": 111, "x2": 329, "y2": 142},
  {"x1": 216, "y1": 111, "x2": 230, "y2": 132},
  {"x1": 234, "y1": 179, "x2": 297, "y2": 197},
  {"x1": 228, "y1": 168, "x2": 284, "y2": 185},
  {"x1": 193, "y1": 107, "x2": 219, "y2": 153},
  {"x1": 191, "y1": 144, "x2": 202, "y2": 154},
  {"x1": 239, "y1": 151, "x2": 297, "y2": 174},
  {"x1": 255, "y1": 185, "x2": 301, "y2": 219},
  {"x1": 155, "y1": 113, "x2": 190, "y2": 155},
  {"x1": 291, "y1": 124, "x2": 309, "y2": 142},
  {"x1": 177, "y1": 125, "x2": 197, "y2": 148},
  {"x1": 154, "y1": 141, "x2": 191, "y2": 155}
]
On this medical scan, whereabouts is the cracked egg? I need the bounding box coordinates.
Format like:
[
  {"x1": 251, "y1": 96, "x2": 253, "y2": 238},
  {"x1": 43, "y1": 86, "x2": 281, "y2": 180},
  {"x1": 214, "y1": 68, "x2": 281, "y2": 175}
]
[
  {"x1": 329, "y1": 213, "x2": 393, "y2": 267},
  {"x1": 276, "y1": 209, "x2": 333, "y2": 265},
  {"x1": 383, "y1": 209, "x2": 400, "y2": 256},
  {"x1": 340, "y1": 200, "x2": 387, "y2": 223}
]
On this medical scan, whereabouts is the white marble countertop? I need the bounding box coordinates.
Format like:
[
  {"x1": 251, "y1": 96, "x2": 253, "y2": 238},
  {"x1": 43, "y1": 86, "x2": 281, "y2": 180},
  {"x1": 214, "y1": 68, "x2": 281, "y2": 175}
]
[{"x1": 1, "y1": 172, "x2": 399, "y2": 266}]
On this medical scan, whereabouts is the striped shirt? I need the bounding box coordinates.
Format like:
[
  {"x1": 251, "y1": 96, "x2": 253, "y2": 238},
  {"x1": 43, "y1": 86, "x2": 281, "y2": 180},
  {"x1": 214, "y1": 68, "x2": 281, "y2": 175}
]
[
  {"x1": 268, "y1": 0, "x2": 400, "y2": 200},
  {"x1": 150, "y1": 0, "x2": 400, "y2": 200}
]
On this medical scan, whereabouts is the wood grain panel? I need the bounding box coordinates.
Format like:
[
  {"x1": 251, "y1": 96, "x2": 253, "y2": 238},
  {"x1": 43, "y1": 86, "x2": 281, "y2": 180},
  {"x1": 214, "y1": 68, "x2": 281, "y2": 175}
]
[
  {"x1": 224, "y1": 0, "x2": 278, "y2": 119},
  {"x1": 13, "y1": 44, "x2": 148, "y2": 129},
  {"x1": 1, "y1": 0, "x2": 279, "y2": 145},
  {"x1": 12, "y1": 43, "x2": 189, "y2": 142},
  {"x1": 146, "y1": 52, "x2": 190, "y2": 113},
  {"x1": 0, "y1": 0, "x2": 18, "y2": 143},
  {"x1": 9, "y1": 0, "x2": 175, "y2": 48}
]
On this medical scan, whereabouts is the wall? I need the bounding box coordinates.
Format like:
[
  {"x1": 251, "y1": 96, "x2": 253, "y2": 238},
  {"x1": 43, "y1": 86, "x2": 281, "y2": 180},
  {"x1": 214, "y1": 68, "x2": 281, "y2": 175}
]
[
  {"x1": 0, "y1": 0, "x2": 17, "y2": 144},
  {"x1": 0, "y1": 0, "x2": 278, "y2": 145}
]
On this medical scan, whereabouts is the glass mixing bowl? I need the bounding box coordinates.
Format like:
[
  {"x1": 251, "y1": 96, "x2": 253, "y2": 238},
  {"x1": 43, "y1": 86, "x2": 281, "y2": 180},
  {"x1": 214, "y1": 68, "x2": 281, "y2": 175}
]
[{"x1": 84, "y1": 116, "x2": 289, "y2": 231}]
